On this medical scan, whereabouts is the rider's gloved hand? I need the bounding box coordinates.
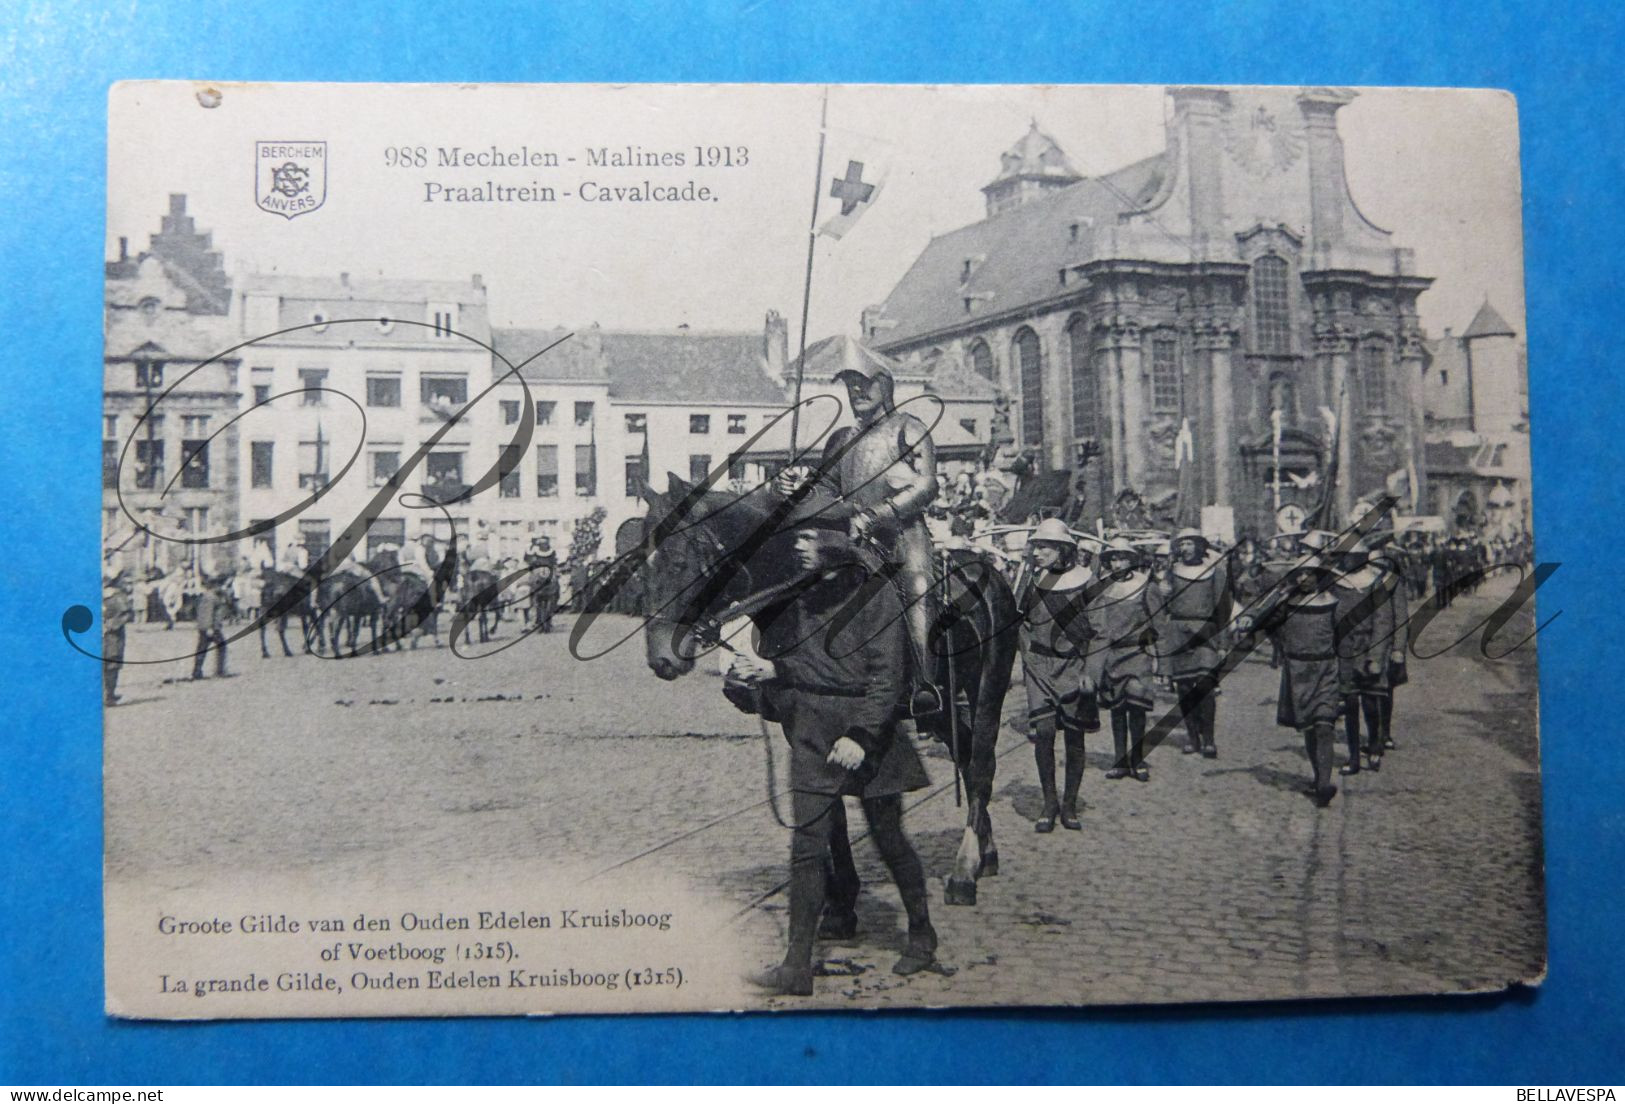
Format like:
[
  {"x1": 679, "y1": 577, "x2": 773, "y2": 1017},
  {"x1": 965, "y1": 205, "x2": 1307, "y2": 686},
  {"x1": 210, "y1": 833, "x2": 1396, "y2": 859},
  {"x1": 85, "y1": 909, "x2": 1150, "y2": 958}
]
[{"x1": 774, "y1": 464, "x2": 816, "y2": 499}]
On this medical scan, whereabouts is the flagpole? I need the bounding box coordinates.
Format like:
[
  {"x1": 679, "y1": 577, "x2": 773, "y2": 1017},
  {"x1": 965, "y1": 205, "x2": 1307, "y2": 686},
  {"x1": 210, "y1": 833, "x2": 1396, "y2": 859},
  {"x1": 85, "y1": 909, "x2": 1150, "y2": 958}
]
[{"x1": 789, "y1": 87, "x2": 830, "y2": 460}]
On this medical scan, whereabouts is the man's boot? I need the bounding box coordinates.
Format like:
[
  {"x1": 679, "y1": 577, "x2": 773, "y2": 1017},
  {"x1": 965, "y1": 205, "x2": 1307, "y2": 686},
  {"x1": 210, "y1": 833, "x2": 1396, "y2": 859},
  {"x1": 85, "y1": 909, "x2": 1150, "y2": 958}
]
[
  {"x1": 1059, "y1": 726, "x2": 1085, "y2": 830},
  {"x1": 1199, "y1": 691, "x2": 1218, "y2": 759},
  {"x1": 1340, "y1": 697, "x2": 1362, "y2": 775},
  {"x1": 1032, "y1": 725, "x2": 1059, "y2": 832},
  {"x1": 1128, "y1": 709, "x2": 1150, "y2": 782},
  {"x1": 1379, "y1": 694, "x2": 1397, "y2": 751},
  {"x1": 1178, "y1": 684, "x2": 1201, "y2": 754},
  {"x1": 1106, "y1": 711, "x2": 1130, "y2": 780},
  {"x1": 1311, "y1": 723, "x2": 1338, "y2": 807}
]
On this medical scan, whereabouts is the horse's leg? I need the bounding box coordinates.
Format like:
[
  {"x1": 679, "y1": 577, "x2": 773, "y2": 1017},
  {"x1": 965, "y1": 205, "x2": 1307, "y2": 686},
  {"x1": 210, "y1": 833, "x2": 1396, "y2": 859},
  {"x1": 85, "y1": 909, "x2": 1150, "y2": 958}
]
[
  {"x1": 260, "y1": 617, "x2": 271, "y2": 659},
  {"x1": 944, "y1": 618, "x2": 1017, "y2": 906}
]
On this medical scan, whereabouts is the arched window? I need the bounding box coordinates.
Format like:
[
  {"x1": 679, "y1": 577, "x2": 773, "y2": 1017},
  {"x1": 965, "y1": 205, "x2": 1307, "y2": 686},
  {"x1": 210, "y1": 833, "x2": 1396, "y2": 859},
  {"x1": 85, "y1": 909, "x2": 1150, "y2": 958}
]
[
  {"x1": 1251, "y1": 255, "x2": 1291, "y2": 354},
  {"x1": 968, "y1": 338, "x2": 994, "y2": 381},
  {"x1": 1067, "y1": 317, "x2": 1099, "y2": 439},
  {"x1": 1269, "y1": 372, "x2": 1297, "y2": 425},
  {"x1": 1013, "y1": 328, "x2": 1043, "y2": 450},
  {"x1": 1150, "y1": 332, "x2": 1182, "y2": 414},
  {"x1": 1360, "y1": 340, "x2": 1389, "y2": 415}
]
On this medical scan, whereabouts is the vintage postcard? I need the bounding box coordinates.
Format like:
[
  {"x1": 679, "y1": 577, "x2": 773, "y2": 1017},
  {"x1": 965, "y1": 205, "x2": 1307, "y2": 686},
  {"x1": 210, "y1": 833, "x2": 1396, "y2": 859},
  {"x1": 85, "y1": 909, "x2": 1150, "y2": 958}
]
[{"x1": 97, "y1": 82, "x2": 1543, "y2": 1017}]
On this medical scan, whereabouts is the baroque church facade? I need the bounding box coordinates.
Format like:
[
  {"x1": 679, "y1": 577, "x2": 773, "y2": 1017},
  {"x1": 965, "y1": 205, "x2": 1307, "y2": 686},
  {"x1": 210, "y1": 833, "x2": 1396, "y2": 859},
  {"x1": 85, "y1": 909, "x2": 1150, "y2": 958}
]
[{"x1": 865, "y1": 87, "x2": 1433, "y2": 539}]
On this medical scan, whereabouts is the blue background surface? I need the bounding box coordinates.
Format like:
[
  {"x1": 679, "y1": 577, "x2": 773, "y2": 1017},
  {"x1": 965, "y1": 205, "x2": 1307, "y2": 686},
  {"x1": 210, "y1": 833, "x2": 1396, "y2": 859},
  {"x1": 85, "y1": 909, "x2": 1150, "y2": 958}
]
[{"x1": 1, "y1": 0, "x2": 1619, "y2": 1085}]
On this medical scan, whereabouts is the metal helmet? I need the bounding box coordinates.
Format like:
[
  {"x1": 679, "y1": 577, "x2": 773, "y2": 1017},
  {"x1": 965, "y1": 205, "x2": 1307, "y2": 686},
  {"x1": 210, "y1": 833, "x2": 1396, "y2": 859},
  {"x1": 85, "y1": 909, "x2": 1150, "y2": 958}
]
[
  {"x1": 1030, "y1": 518, "x2": 1074, "y2": 546},
  {"x1": 1101, "y1": 536, "x2": 1140, "y2": 566},
  {"x1": 1174, "y1": 527, "x2": 1205, "y2": 546}
]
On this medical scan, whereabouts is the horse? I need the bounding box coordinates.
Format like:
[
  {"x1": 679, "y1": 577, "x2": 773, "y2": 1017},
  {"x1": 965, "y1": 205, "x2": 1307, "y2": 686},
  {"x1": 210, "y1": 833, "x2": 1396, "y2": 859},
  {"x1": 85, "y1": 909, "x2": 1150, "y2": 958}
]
[
  {"x1": 636, "y1": 475, "x2": 1020, "y2": 906},
  {"x1": 455, "y1": 565, "x2": 508, "y2": 646},
  {"x1": 377, "y1": 570, "x2": 443, "y2": 650},
  {"x1": 256, "y1": 568, "x2": 315, "y2": 658},
  {"x1": 311, "y1": 568, "x2": 384, "y2": 655}
]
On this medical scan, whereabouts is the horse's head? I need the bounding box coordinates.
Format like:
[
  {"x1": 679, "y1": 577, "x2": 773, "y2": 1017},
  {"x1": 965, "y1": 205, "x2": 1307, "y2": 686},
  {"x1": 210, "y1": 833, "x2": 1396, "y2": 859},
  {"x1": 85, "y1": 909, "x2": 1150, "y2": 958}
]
[{"x1": 639, "y1": 473, "x2": 789, "y2": 681}]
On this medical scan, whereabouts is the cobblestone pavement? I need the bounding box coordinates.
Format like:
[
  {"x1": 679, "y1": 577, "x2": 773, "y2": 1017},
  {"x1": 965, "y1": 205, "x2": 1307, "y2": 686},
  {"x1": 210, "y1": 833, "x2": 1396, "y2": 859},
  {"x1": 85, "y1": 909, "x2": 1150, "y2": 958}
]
[{"x1": 104, "y1": 574, "x2": 1544, "y2": 1009}]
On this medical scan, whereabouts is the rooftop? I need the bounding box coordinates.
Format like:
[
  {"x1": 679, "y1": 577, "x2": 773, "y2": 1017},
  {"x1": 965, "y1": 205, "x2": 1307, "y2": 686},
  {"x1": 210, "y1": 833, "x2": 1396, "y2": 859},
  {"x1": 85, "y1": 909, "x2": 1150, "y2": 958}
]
[{"x1": 874, "y1": 153, "x2": 1167, "y2": 348}]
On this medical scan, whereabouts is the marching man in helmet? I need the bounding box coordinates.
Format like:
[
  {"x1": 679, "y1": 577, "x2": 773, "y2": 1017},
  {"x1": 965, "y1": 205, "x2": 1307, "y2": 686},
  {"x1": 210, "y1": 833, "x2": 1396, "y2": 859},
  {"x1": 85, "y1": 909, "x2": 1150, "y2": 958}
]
[
  {"x1": 776, "y1": 347, "x2": 941, "y2": 713},
  {"x1": 1241, "y1": 551, "x2": 1344, "y2": 807},
  {"x1": 1331, "y1": 539, "x2": 1405, "y2": 775},
  {"x1": 1016, "y1": 518, "x2": 1100, "y2": 832},
  {"x1": 1157, "y1": 527, "x2": 1233, "y2": 759},
  {"x1": 1087, "y1": 537, "x2": 1158, "y2": 782}
]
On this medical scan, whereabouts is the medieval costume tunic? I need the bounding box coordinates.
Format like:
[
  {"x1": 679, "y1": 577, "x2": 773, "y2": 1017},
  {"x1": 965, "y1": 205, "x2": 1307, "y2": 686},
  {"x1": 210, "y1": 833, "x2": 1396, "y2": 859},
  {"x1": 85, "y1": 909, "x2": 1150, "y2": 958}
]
[
  {"x1": 1334, "y1": 561, "x2": 1402, "y2": 701},
  {"x1": 1158, "y1": 550, "x2": 1234, "y2": 756},
  {"x1": 1257, "y1": 589, "x2": 1343, "y2": 731},
  {"x1": 1086, "y1": 569, "x2": 1158, "y2": 713},
  {"x1": 1334, "y1": 555, "x2": 1410, "y2": 767},
  {"x1": 1017, "y1": 563, "x2": 1100, "y2": 735},
  {"x1": 758, "y1": 554, "x2": 929, "y2": 799},
  {"x1": 1160, "y1": 553, "x2": 1233, "y2": 683}
]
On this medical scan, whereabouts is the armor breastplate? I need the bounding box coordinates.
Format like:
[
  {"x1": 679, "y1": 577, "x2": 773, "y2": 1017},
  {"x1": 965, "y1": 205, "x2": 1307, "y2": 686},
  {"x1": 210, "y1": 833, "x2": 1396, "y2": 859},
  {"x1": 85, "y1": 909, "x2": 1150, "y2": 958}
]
[{"x1": 836, "y1": 412, "x2": 920, "y2": 512}]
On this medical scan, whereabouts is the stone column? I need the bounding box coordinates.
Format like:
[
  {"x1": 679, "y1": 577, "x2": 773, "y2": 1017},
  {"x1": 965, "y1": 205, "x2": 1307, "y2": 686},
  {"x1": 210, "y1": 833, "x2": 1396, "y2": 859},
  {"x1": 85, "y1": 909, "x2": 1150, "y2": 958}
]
[
  {"x1": 1117, "y1": 324, "x2": 1147, "y2": 490},
  {"x1": 1398, "y1": 319, "x2": 1428, "y2": 512},
  {"x1": 1318, "y1": 325, "x2": 1356, "y2": 524},
  {"x1": 1196, "y1": 319, "x2": 1238, "y2": 507},
  {"x1": 1098, "y1": 322, "x2": 1125, "y2": 490}
]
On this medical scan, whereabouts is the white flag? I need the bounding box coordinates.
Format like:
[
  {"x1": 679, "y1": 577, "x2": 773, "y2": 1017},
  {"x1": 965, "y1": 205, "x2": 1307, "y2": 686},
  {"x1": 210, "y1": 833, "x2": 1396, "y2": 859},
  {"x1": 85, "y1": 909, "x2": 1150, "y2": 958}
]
[{"x1": 817, "y1": 127, "x2": 891, "y2": 241}]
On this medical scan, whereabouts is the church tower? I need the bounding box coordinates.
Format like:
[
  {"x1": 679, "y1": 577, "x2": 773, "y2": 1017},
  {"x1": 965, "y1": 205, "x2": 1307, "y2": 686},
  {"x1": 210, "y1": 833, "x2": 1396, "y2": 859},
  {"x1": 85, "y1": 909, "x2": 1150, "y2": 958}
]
[{"x1": 980, "y1": 121, "x2": 1083, "y2": 217}]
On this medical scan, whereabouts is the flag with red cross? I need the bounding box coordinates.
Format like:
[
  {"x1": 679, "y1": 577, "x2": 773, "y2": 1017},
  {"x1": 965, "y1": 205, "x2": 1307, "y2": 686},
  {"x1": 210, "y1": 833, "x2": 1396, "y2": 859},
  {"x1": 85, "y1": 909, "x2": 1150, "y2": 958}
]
[{"x1": 817, "y1": 127, "x2": 891, "y2": 241}]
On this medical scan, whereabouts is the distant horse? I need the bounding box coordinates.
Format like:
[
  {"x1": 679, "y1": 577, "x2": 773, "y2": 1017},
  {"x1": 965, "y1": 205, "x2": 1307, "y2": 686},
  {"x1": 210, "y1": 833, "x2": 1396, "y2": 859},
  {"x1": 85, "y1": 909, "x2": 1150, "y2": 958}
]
[
  {"x1": 312, "y1": 569, "x2": 384, "y2": 655},
  {"x1": 455, "y1": 565, "x2": 508, "y2": 646},
  {"x1": 256, "y1": 568, "x2": 314, "y2": 658},
  {"x1": 377, "y1": 570, "x2": 443, "y2": 650},
  {"x1": 637, "y1": 475, "x2": 1020, "y2": 906}
]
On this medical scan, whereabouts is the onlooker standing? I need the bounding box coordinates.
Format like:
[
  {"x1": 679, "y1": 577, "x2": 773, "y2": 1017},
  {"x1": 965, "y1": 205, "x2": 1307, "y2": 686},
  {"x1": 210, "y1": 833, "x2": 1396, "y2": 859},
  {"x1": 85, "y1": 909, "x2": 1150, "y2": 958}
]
[
  {"x1": 191, "y1": 573, "x2": 231, "y2": 679},
  {"x1": 103, "y1": 569, "x2": 134, "y2": 705}
]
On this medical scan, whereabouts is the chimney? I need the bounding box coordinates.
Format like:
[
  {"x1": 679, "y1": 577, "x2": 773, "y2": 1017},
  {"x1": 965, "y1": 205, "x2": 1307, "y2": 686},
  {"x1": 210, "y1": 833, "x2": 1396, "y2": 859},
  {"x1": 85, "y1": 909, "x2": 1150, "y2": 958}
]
[
  {"x1": 339, "y1": 272, "x2": 350, "y2": 287},
  {"x1": 763, "y1": 310, "x2": 788, "y2": 379},
  {"x1": 169, "y1": 194, "x2": 186, "y2": 215},
  {"x1": 471, "y1": 273, "x2": 484, "y2": 290},
  {"x1": 118, "y1": 237, "x2": 128, "y2": 262}
]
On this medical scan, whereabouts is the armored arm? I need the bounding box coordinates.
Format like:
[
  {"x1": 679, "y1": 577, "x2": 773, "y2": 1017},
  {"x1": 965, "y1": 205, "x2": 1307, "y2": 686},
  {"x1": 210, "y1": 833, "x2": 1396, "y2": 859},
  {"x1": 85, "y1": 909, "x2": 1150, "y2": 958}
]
[{"x1": 869, "y1": 415, "x2": 938, "y2": 529}]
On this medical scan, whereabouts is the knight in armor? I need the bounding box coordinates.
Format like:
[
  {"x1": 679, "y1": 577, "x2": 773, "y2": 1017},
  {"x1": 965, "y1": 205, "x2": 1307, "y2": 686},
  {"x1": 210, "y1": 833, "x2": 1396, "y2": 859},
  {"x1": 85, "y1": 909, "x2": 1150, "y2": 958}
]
[
  {"x1": 1016, "y1": 519, "x2": 1100, "y2": 832},
  {"x1": 1157, "y1": 528, "x2": 1233, "y2": 759},
  {"x1": 1332, "y1": 540, "x2": 1405, "y2": 774},
  {"x1": 775, "y1": 350, "x2": 940, "y2": 714},
  {"x1": 1086, "y1": 537, "x2": 1157, "y2": 782},
  {"x1": 1245, "y1": 553, "x2": 1343, "y2": 807}
]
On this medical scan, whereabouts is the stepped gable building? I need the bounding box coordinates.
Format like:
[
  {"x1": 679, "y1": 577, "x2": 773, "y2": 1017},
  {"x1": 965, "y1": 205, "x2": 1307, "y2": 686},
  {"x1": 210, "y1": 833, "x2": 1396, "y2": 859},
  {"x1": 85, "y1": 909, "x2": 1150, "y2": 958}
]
[
  {"x1": 865, "y1": 88, "x2": 1434, "y2": 537},
  {"x1": 103, "y1": 195, "x2": 241, "y2": 576}
]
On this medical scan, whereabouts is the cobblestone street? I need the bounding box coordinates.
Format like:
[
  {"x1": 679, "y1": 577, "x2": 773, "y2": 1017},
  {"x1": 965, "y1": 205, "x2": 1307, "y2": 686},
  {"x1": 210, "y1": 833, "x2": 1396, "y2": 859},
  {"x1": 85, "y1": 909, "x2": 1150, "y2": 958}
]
[{"x1": 104, "y1": 574, "x2": 1545, "y2": 1010}]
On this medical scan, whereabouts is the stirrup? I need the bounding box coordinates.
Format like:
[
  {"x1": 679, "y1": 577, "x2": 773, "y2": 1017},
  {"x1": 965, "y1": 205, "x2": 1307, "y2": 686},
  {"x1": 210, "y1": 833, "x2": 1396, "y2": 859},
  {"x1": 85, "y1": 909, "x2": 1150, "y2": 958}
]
[{"x1": 909, "y1": 684, "x2": 944, "y2": 718}]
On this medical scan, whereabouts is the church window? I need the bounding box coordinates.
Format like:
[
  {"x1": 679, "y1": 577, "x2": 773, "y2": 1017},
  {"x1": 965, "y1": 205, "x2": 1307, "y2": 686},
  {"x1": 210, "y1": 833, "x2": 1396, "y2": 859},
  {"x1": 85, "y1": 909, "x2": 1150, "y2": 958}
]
[
  {"x1": 1251, "y1": 255, "x2": 1292, "y2": 354},
  {"x1": 968, "y1": 339, "x2": 993, "y2": 381},
  {"x1": 1013, "y1": 328, "x2": 1043, "y2": 450},
  {"x1": 1150, "y1": 334, "x2": 1181, "y2": 413},
  {"x1": 1067, "y1": 317, "x2": 1099, "y2": 439},
  {"x1": 1360, "y1": 341, "x2": 1389, "y2": 415}
]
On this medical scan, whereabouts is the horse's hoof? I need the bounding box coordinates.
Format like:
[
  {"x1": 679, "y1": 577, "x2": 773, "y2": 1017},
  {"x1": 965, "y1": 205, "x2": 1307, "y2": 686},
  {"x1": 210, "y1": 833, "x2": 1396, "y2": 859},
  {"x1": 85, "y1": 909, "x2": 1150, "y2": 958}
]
[
  {"x1": 979, "y1": 852, "x2": 1000, "y2": 878},
  {"x1": 944, "y1": 877, "x2": 977, "y2": 907}
]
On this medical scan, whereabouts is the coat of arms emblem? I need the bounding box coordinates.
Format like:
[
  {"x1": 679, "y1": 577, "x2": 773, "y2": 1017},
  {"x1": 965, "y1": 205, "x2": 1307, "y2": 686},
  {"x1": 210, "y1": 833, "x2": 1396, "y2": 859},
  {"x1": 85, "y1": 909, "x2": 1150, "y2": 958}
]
[{"x1": 255, "y1": 140, "x2": 327, "y2": 219}]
